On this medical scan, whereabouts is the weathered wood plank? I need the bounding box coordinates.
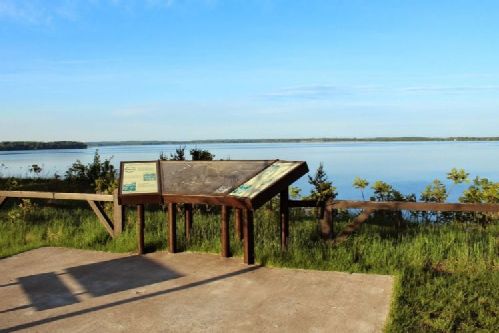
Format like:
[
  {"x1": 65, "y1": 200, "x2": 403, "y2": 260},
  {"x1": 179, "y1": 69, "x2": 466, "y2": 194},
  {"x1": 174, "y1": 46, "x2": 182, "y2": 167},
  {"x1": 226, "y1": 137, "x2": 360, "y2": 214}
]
[
  {"x1": 113, "y1": 189, "x2": 124, "y2": 236},
  {"x1": 334, "y1": 208, "x2": 375, "y2": 244},
  {"x1": 328, "y1": 200, "x2": 499, "y2": 213},
  {"x1": 87, "y1": 200, "x2": 115, "y2": 237},
  {"x1": 0, "y1": 191, "x2": 113, "y2": 202}
]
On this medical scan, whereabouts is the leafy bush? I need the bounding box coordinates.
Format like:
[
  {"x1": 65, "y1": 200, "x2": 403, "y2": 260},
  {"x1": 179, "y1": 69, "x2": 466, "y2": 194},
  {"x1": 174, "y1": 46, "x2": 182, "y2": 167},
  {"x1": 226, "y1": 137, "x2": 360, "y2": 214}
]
[{"x1": 64, "y1": 150, "x2": 117, "y2": 193}]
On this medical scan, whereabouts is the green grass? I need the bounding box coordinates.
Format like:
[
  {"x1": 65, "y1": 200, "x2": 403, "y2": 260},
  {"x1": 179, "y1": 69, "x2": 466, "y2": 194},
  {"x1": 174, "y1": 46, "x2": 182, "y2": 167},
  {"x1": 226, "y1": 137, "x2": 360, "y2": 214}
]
[{"x1": 0, "y1": 200, "x2": 497, "y2": 332}]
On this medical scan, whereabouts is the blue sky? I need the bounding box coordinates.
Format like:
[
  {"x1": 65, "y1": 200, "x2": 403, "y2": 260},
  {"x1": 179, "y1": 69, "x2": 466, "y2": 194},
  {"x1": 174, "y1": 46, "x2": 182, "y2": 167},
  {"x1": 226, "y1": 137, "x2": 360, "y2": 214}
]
[{"x1": 0, "y1": 0, "x2": 498, "y2": 141}]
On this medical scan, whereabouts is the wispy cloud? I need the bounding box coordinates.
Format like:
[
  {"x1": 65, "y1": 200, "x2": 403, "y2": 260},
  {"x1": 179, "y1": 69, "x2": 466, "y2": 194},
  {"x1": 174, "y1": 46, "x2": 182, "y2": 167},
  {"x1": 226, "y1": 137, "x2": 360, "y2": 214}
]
[
  {"x1": 260, "y1": 85, "x2": 365, "y2": 100},
  {"x1": 399, "y1": 85, "x2": 499, "y2": 94},
  {"x1": 261, "y1": 84, "x2": 499, "y2": 100}
]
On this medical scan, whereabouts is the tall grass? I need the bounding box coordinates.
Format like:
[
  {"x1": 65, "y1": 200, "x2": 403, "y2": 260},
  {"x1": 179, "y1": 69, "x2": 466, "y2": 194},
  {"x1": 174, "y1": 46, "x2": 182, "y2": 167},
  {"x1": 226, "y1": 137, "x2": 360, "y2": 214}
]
[{"x1": 0, "y1": 200, "x2": 497, "y2": 332}]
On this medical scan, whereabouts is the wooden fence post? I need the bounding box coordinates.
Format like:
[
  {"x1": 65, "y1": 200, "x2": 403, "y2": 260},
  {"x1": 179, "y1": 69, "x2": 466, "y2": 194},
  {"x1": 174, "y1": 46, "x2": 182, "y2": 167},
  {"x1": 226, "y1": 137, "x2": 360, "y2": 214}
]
[
  {"x1": 243, "y1": 209, "x2": 255, "y2": 265},
  {"x1": 185, "y1": 203, "x2": 193, "y2": 241},
  {"x1": 235, "y1": 208, "x2": 243, "y2": 240},
  {"x1": 137, "y1": 204, "x2": 145, "y2": 255},
  {"x1": 280, "y1": 188, "x2": 289, "y2": 250},
  {"x1": 221, "y1": 205, "x2": 231, "y2": 258},
  {"x1": 320, "y1": 206, "x2": 333, "y2": 239},
  {"x1": 113, "y1": 189, "x2": 124, "y2": 236},
  {"x1": 168, "y1": 203, "x2": 177, "y2": 253}
]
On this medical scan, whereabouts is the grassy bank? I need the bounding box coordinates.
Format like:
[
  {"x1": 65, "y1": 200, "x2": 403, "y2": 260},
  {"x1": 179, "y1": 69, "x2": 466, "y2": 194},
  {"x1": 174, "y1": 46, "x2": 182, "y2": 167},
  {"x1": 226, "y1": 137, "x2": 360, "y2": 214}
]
[{"x1": 0, "y1": 200, "x2": 497, "y2": 332}]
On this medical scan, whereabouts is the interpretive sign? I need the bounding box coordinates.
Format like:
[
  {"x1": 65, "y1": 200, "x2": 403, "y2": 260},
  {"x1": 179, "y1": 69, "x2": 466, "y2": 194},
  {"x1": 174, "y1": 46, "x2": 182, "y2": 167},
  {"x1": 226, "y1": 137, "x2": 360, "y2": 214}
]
[
  {"x1": 119, "y1": 159, "x2": 307, "y2": 208},
  {"x1": 160, "y1": 160, "x2": 274, "y2": 195},
  {"x1": 230, "y1": 161, "x2": 303, "y2": 199},
  {"x1": 119, "y1": 161, "x2": 162, "y2": 204},
  {"x1": 118, "y1": 159, "x2": 309, "y2": 264}
]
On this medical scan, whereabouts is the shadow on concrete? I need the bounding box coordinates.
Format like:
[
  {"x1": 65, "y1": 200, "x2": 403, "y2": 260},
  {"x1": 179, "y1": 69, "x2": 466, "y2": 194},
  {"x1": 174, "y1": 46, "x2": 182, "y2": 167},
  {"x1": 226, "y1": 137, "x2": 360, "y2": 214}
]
[
  {"x1": 2, "y1": 264, "x2": 260, "y2": 333},
  {"x1": 18, "y1": 272, "x2": 80, "y2": 311},
  {"x1": 15, "y1": 255, "x2": 182, "y2": 312}
]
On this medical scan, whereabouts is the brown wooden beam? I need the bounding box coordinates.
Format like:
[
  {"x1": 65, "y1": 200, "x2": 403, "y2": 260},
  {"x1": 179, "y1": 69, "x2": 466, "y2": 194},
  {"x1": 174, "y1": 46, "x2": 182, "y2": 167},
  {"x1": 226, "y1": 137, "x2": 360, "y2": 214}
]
[
  {"x1": 0, "y1": 196, "x2": 7, "y2": 209},
  {"x1": 113, "y1": 189, "x2": 124, "y2": 236},
  {"x1": 184, "y1": 203, "x2": 193, "y2": 241},
  {"x1": 0, "y1": 191, "x2": 113, "y2": 201},
  {"x1": 234, "y1": 208, "x2": 243, "y2": 240},
  {"x1": 221, "y1": 206, "x2": 231, "y2": 258},
  {"x1": 168, "y1": 203, "x2": 177, "y2": 253},
  {"x1": 328, "y1": 200, "x2": 499, "y2": 213},
  {"x1": 288, "y1": 199, "x2": 324, "y2": 208},
  {"x1": 243, "y1": 209, "x2": 255, "y2": 265},
  {"x1": 320, "y1": 207, "x2": 334, "y2": 240},
  {"x1": 334, "y1": 208, "x2": 375, "y2": 244},
  {"x1": 87, "y1": 200, "x2": 115, "y2": 237},
  {"x1": 280, "y1": 189, "x2": 289, "y2": 251},
  {"x1": 137, "y1": 204, "x2": 145, "y2": 255}
]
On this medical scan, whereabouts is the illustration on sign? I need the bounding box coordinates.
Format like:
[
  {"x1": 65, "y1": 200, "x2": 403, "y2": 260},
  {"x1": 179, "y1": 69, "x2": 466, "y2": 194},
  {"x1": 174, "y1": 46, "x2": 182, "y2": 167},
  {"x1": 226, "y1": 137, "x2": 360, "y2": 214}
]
[
  {"x1": 121, "y1": 162, "x2": 159, "y2": 194},
  {"x1": 230, "y1": 162, "x2": 300, "y2": 198}
]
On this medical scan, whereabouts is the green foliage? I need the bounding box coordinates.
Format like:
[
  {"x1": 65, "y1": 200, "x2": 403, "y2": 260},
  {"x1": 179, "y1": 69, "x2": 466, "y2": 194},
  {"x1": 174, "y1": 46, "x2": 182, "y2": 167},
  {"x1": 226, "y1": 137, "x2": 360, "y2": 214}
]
[
  {"x1": 159, "y1": 146, "x2": 214, "y2": 161},
  {"x1": 0, "y1": 204, "x2": 497, "y2": 332},
  {"x1": 190, "y1": 148, "x2": 215, "y2": 161},
  {"x1": 64, "y1": 150, "x2": 117, "y2": 193},
  {"x1": 460, "y1": 177, "x2": 499, "y2": 204},
  {"x1": 159, "y1": 146, "x2": 186, "y2": 161},
  {"x1": 353, "y1": 177, "x2": 369, "y2": 200},
  {"x1": 289, "y1": 186, "x2": 302, "y2": 199},
  {"x1": 420, "y1": 179, "x2": 448, "y2": 203},
  {"x1": 307, "y1": 163, "x2": 337, "y2": 201},
  {"x1": 447, "y1": 168, "x2": 469, "y2": 185},
  {"x1": 370, "y1": 181, "x2": 414, "y2": 202}
]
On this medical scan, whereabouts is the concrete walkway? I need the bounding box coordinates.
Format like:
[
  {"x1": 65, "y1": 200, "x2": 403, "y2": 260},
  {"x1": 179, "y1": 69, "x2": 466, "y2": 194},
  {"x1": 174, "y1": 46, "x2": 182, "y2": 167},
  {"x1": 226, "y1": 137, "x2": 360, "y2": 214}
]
[{"x1": 0, "y1": 247, "x2": 394, "y2": 332}]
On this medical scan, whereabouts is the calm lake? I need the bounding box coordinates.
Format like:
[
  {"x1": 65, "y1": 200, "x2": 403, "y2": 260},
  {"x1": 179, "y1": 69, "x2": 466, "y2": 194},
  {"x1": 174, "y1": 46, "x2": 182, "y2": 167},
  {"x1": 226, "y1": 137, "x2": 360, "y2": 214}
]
[{"x1": 1, "y1": 141, "x2": 498, "y2": 201}]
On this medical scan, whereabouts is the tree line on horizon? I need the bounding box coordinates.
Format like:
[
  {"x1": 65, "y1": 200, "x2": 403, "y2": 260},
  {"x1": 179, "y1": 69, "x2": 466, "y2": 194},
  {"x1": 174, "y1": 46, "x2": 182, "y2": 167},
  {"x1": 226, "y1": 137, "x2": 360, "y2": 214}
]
[{"x1": 0, "y1": 141, "x2": 87, "y2": 151}]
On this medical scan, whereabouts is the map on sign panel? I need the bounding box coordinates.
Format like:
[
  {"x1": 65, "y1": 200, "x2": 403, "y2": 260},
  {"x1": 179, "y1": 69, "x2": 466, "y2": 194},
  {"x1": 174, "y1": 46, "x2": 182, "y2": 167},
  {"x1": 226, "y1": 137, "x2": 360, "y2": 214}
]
[
  {"x1": 229, "y1": 161, "x2": 302, "y2": 199},
  {"x1": 160, "y1": 160, "x2": 275, "y2": 195},
  {"x1": 121, "y1": 162, "x2": 159, "y2": 194}
]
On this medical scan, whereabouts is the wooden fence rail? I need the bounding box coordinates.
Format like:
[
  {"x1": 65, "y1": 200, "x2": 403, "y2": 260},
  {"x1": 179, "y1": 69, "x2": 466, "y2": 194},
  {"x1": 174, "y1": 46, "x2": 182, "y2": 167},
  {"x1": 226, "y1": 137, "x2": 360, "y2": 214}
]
[
  {"x1": 0, "y1": 190, "x2": 124, "y2": 238},
  {"x1": 289, "y1": 199, "x2": 499, "y2": 244}
]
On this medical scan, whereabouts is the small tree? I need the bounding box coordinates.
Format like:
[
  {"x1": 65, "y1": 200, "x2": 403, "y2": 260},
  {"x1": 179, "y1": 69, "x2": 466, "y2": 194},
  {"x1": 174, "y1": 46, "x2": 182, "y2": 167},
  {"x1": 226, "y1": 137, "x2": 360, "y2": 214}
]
[
  {"x1": 353, "y1": 177, "x2": 369, "y2": 200},
  {"x1": 190, "y1": 148, "x2": 215, "y2": 161},
  {"x1": 170, "y1": 146, "x2": 186, "y2": 161},
  {"x1": 420, "y1": 179, "x2": 448, "y2": 203},
  {"x1": 308, "y1": 163, "x2": 337, "y2": 202},
  {"x1": 28, "y1": 164, "x2": 42, "y2": 178}
]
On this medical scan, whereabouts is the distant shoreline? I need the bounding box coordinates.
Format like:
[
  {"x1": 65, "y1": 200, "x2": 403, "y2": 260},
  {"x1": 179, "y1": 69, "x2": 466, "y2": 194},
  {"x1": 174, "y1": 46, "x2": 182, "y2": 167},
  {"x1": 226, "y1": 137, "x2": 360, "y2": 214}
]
[
  {"x1": 0, "y1": 141, "x2": 87, "y2": 151},
  {"x1": 87, "y1": 137, "x2": 499, "y2": 147},
  {"x1": 1, "y1": 138, "x2": 497, "y2": 151}
]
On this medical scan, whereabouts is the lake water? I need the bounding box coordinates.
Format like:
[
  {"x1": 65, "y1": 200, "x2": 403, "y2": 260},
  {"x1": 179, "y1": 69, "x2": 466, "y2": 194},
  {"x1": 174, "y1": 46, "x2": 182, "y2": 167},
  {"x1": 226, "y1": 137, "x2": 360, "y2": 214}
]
[{"x1": 1, "y1": 141, "x2": 498, "y2": 201}]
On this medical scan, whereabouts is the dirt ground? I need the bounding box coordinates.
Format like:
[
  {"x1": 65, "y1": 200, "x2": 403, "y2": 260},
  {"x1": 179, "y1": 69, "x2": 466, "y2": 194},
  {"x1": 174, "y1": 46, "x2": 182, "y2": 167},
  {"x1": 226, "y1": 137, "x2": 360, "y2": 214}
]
[{"x1": 0, "y1": 247, "x2": 394, "y2": 332}]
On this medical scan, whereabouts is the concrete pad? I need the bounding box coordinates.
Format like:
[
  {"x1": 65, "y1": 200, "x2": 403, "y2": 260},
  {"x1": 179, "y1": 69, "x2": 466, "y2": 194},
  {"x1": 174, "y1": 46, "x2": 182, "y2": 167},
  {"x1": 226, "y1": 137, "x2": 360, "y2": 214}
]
[{"x1": 0, "y1": 247, "x2": 394, "y2": 333}]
